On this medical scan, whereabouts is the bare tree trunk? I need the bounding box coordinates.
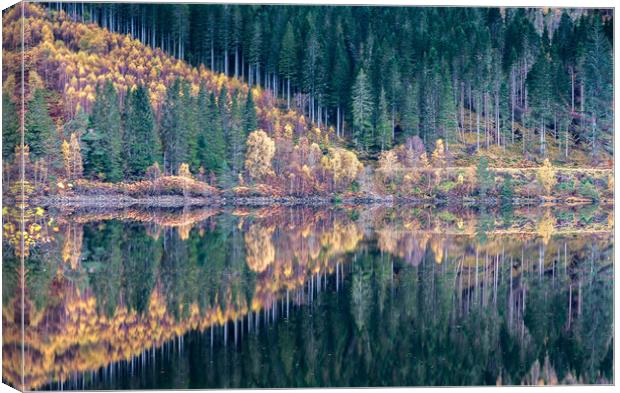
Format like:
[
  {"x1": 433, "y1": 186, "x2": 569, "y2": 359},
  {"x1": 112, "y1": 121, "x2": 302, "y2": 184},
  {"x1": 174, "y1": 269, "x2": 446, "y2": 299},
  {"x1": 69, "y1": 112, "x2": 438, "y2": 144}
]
[
  {"x1": 565, "y1": 122, "x2": 569, "y2": 158},
  {"x1": 570, "y1": 67, "x2": 575, "y2": 113},
  {"x1": 476, "y1": 94, "x2": 480, "y2": 151},
  {"x1": 234, "y1": 46, "x2": 239, "y2": 78},
  {"x1": 337, "y1": 106, "x2": 341, "y2": 137},
  {"x1": 224, "y1": 49, "x2": 229, "y2": 76}
]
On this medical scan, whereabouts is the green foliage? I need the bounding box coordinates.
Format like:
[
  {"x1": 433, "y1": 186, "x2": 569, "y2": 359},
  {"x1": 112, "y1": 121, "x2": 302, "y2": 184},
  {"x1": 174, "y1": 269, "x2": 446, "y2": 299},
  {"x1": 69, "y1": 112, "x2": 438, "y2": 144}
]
[
  {"x1": 181, "y1": 81, "x2": 200, "y2": 171},
  {"x1": 84, "y1": 81, "x2": 123, "y2": 181},
  {"x1": 278, "y1": 22, "x2": 297, "y2": 85},
  {"x1": 438, "y1": 72, "x2": 458, "y2": 149},
  {"x1": 199, "y1": 90, "x2": 227, "y2": 178},
  {"x1": 160, "y1": 78, "x2": 189, "y2": 175},
  {"x1": 375, "y1": 88, "x2": 392, "y2": 151},
  {"x1": 578, "y1": 179, "x2": 599, "y2": 201},
  {"x1": 500, "y1": 176, "x2": 514, "y2": 205},
  {"x1": 438, "y1": 181, "x2": 457, "y2": 194},
  {"x1": 63, "y1": 109, "x2": 89, "y2": 140},
  {"x1": 122, "y1": 85, "x2": 160, "y2": 179},
  {"x1": 243, "y1": 90, "x2": 257, "y2": 134},
  {"x1": 2, "y1": 91, "x2": 20, "y2": 162},
  {"x1": 556, "y1": 177, "x2": 575, "y2": 193},
  {"x1": 476, "y1": 157, "x2": 493, "y2": 198},
  {"x1": 351, "y1": 68, "x2": 373, "y2": 151},
  {"x1": 437, "y1": 210, "x2": 456, "y2": 222},
  {"x1": 25, "y1": 88, "x2": 58, "y2": 164},
  {"x1": 227, "y1": 90, "x2": 245, "y2": 182},
  {"x1": 400, "y1": 81, "x2": 419, "y2": 139}
]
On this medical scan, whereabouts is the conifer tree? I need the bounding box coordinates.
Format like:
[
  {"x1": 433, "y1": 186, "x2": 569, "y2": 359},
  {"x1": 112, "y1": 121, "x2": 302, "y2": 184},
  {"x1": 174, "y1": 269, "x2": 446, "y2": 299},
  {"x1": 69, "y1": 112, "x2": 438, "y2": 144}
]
[
  {"x1": 332, "y1": 24, "x2": 351, "y2": 138},
  {"x1": 181, "y1": 81, "x2": 200, "y2": 171},
  {"x1": 582, "y1": 17, "x2": 612, "y2": 156},
  {"x1": 401, "y1": 81, "x2": 419, "y2": 140},
  {"x1": 279, "y1": 21, "x2": 296, "y2": 109},
  {"x1": 200, "y1": 90, "x2": 227, "y2": 176},
  {"x1": 84, "y1": 81, "x2": 123, "y2": 181},
  {"x1": 122, "y1": 85, "x2": 160, "y2": 179},
  {"x1": 25, "y1": 88, "x2": 60, "y2": 167},
  {"x1": 375, "y1": 88, "x2": 392, "y2": 151},
  {"x1": 243, "y1": 90, "x2": 258, "y2": 134},
  {"x1": 63, "y1": 109, "x2": 88, "y2": 140},
  {"x1": 351, "y1": 68, "x2": 373, "y2": 151},
  {"x1": 227, "y1": 91, "x2": 245, "y2": 182},
  {"x1": 438, "y1": 75, "x2": 458, "y2": 151},
  {"x1": 160, "y1": 78, "x2": 188, "y2": 175},
  {"x1": 2, "y1": 91, "x2": 19, "y2": 162}
]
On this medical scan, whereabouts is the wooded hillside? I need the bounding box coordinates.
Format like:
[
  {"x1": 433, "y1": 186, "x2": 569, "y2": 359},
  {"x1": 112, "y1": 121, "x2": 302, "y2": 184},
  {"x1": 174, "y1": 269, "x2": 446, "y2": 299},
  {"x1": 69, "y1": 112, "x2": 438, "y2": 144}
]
[{"x1": 1, "y1": 3, "x2": 614, "y2": 200}]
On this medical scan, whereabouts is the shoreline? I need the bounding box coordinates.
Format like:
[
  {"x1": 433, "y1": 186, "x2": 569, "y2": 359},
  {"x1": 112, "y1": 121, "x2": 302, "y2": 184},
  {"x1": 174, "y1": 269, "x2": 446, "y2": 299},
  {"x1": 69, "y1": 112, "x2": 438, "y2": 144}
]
[{"x1": 28, "y1": 193, "x2": 611, "y2": 209}]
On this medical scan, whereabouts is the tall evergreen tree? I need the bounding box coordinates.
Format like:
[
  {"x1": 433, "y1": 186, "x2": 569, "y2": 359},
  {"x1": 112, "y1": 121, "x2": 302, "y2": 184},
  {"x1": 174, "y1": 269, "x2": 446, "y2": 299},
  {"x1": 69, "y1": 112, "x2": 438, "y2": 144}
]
[
  {"x1": 438, "y1": 74, "x2": 458, "y2": 151},
  {"x1": 160, "y1": 78, "x2": 188, "y2": 175},
  {"x1": 227, "y1": 91, "x2": 245, "y2": 182},
  {"x1": 243, "y1": 90, "x2": 258, "y2": 134},
  {"x1": 84, "y1": 81, "x2": 123, "y2": 181},
  {"x1": 582, "y1": 16, "x2": 613, "y2": 156},
  {"x1": 122, "y1": 85, "x2": 160, "y2": 179},
  {"x1": 25, "y1": 88, "x2": 60, "y2": 168},
  {"x1": 181, "y1": 81, "x2": 200, "y2": 171},
  {"x1": 351, "y1": 68, "x2": 373, "y2": 151},
  {"x1": 2, "y1": 91, "x2": 19, "y2": 162},
  {"x1": 199, "y1": 90, "x2": 227, "y2": 177},
  {"x1": 279, "y1": 21, "x2": 297, "y2": 109},
  {"x1": 401, "y1": 81, "x2": 419, "y2": 140},
  {"x1": 375, "y1": 88, "x2": 392, "y2": 151}
]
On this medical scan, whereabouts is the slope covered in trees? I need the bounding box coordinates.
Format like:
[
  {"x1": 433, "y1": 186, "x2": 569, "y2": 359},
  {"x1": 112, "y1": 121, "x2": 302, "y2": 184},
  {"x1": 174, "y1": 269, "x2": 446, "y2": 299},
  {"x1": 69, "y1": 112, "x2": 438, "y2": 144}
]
[
  {"x1": 33, "y1": 3, "x2": 613, "y2": 162},
  {"x1": 1, "y1": 3, "x2": 614, "y2": 202},
  {"x1": 3, "y1": 3, "x2": 360, "y2": 196}
]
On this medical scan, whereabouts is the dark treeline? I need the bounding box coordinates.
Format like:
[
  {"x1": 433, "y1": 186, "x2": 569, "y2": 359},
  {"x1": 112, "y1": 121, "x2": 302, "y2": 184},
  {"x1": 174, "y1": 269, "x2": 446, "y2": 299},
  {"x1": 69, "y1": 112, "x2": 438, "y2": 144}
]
[
  {"x1": 77, "y1": 79, "x2": 255, "y2": 183},
  {"x1": 43, "y1": 3, "x2": 613, "y2": 160}
]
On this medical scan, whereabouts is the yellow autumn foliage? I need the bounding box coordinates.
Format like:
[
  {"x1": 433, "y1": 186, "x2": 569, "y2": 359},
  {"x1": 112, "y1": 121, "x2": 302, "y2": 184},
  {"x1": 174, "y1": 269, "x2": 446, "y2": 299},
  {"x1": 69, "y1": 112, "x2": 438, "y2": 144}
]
[
  {"x1": 321, "y1": 147, "x2": 363, "y2": 189},
  {"x1": 537, "y1": 159, "x2": 556, "y2": 194},
  {"x1": 245, "y1": 130, "x2": 275, "y2": 181}
]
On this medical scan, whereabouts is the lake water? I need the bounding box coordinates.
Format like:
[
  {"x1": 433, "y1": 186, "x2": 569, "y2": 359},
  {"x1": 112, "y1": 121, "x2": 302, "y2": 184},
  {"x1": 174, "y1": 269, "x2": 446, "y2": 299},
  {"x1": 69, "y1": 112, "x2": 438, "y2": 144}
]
[{"x1": 2, "y1": 205, "x2": 613, "y2": 389}]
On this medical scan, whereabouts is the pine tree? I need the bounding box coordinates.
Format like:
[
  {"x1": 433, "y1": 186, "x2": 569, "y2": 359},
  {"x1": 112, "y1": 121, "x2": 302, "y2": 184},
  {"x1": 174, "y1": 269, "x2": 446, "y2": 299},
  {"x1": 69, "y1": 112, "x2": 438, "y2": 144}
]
[
  {"x1": 2, "y1": 91, "x2": 19, "y2": 162},
  {"x1": 438, "y1": 74, "x2": 458, "y2": 151},
  {"x1": 476, "y1": 156, "x2": 493, "y2": 198},
  {"x1": 401, "y1": 81, "x2": 419, "y2": 140},
  {"x1": 62, "y1": 108, "x2": 88, "y2": 140},
  {"x1": 243, "y1": 90, "x2": 257, "y2": 134},
  {"x1": 227, "y1": 91, "x2": 245, "y2": 181},
  {"x1": 302, "y1": 21, "x2": 324, "y2": 124},
  {"x1": 332, "y1": 24, "x2": 351, "y2": 138},
  {"x1": 160, "y1": 78, "x2": 188, "y2": 175},
  {"x1": 582, "y1": 17, "x2": 613, "y2": 156},
  {"x1": 122, "y1": 85, "x2": 160, "y2": 179},
  {"x1": 527, "y1": 46, "x2": 553, "y2": 156},
  {"x1": 375, "y1": 88, "x2": 392, "y2": 151},
  {"x1": 279, "y1": 21, "x2": 296, "y2": 109},
  {"x1": 84, "y1": 81, "x2": 123, "y2": 181},
  {"x1": 25, "y1": 88, "x2": 59, "y2": 166},
  {"x1": 351, "y1": 68, "x2": 373, "y2": 151},
  {"x1": 181, "y1": 81, "x2": 200, "y2": 171},
  {"x1": 200, "y1": 90, "x2": 227, "y2": 176},
  {"x1": 248, "y1": 21, "x2": 262, "y2": 86}
]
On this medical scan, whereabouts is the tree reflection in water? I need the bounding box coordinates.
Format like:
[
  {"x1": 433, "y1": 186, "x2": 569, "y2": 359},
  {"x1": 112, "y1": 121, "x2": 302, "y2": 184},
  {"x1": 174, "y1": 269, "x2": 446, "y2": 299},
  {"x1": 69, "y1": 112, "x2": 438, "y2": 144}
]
[{"x1": 1, "y1": 205, "x2": 613, "y2": 389}]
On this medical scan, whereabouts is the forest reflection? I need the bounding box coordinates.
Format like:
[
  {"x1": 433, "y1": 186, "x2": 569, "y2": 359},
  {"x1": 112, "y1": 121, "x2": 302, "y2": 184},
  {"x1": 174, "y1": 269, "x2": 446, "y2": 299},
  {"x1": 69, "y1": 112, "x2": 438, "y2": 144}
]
[{"x1": 2, "y1": 205, "x2": 613, "y2": 389}]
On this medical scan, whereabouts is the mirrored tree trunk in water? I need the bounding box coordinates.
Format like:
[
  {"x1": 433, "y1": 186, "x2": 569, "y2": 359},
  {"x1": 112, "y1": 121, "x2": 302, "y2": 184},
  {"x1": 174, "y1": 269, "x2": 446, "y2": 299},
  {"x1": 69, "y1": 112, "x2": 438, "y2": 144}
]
[{"x1": 1, "y1": 205, "x2": 613, "y2": 389}]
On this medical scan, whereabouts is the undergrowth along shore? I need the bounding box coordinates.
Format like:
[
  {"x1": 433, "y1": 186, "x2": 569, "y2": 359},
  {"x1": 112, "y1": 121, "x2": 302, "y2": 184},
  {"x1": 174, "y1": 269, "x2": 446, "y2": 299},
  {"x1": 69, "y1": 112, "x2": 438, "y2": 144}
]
[{"x1": 16, "y1": 160, "x2": 612, "y2": 209}]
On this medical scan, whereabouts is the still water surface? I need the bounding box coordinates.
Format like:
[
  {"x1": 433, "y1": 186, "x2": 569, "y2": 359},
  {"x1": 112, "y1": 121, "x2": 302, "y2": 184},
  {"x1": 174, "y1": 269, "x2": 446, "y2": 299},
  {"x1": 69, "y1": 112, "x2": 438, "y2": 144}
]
[{"x1": 2, "y1": 205, "x2": 613, "y2": 389}]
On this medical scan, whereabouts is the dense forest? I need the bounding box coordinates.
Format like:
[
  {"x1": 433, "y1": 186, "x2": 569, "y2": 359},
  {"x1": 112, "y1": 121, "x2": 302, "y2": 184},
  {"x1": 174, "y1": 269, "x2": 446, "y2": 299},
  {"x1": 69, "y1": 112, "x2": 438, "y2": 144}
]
[{"x1": 1, "y1": 3, "x2": 614, "y2": 201}]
